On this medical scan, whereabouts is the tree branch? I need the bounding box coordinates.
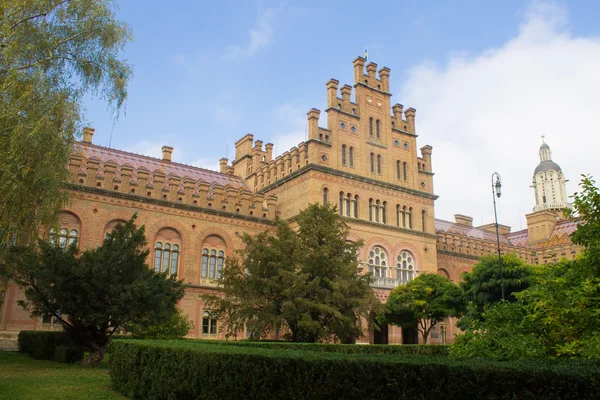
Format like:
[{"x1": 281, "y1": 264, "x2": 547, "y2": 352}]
[{"x1": 9, "y1": 1, "x2": 72, "y2": 30}]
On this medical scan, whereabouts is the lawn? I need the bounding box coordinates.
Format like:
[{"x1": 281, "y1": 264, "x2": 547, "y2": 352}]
[{"x1": 0, "y1": 351, "x2": 127, "y2": 400}]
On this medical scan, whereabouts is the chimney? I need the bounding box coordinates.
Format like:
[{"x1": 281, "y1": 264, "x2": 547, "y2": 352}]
[
  {"x1": 162, "y1": 146, "x2": 173, "y2": 162},
  {"x1": 454, "y1": 214, "x2": 473, "y2": 227},
  {"x1": 83, "y1": 127, "x2": 95, "y2": 143},
  {"x1": 219, "y1": 158, "x2": 228, "y2": 173}
]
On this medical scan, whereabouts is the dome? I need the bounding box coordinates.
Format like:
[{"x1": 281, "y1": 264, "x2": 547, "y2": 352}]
[
  {"x1": 540, "y1": 143, "x2": 550, "y2": 151},
  {"x1": 534, "y1": 160, "x2": 562, "y2": 175}
]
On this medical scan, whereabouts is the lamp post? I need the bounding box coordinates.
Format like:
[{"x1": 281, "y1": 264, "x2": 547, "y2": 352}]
[{"x1": 491, "y1": 172, "x2": 505, "y2": 301}]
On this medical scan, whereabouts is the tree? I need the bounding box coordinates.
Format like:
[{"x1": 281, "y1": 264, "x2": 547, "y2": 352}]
[
  {"x1": 380, "y1": 273, "x2": 465, "y2": 344},
  {"x1": 126, "y1": 309, "x2": 193, "y2": 340},
  {"x1": 203, "y1": 203, "x2": 378, "y2": 343},
  {"x1": 0, "y1": 1, "x2": 132, "y2": 253},
  {"x1": 0, "y1": 216, "x2": 184, "y2": 366},
  {"x1": 458, "y1": 254, "x2": 534, "y2": 329},
  {"x1": 454, "y1": 176, "x2": 600, "y2": 359}
]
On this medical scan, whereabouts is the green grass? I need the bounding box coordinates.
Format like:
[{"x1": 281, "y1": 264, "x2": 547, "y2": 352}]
[{"x1": 0, "y1": 351, "x2": 128, "y2": 400}]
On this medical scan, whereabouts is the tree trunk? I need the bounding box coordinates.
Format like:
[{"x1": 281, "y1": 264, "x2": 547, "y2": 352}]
[{"x1": 82, "y1": 345, "x2": 107, "y2": 367}]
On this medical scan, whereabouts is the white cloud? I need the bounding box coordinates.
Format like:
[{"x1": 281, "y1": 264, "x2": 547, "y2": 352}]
[
  {"x1": 268, "y1": 103, "x2": 308, "y2": 156},
  {"x1": 227, "y1": 7, "x2": 280, "y2": 59},
  {"x1": 399, "y1": 1, "x2": 600, "y2": 231},
  {"x1": 125, "y1": 141, "x2": 163, "y2": 159},
  {"x1": 190, "y1": 157, "x2": 221, "y2": 172}
]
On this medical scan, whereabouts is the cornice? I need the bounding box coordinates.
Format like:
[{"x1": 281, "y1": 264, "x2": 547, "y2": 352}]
[
  {"x1": 258, "y1": 164, "x2": 439, "y2": 200},
  {"x1": 64, "y1": 183, "x2": 275, "y2": 226},
  {"x1": 344, "y1": 217, "x2": 439, "y2": 240},
  {"x1": 437, "y1": 250, "x2": 480, "y2": 261},
  {"x1": 353, "y1": 81, "x2": 392, "y2": 96}
]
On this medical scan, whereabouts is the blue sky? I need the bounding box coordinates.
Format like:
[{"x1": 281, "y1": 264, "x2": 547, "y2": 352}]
[{"x1": 84, "y1": 1, "x2": 600, "y2": 230}]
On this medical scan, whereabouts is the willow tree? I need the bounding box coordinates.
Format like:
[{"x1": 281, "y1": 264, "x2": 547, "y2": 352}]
[{"x1": 0, "y1": 0, "x2": 132, "y2": 253}]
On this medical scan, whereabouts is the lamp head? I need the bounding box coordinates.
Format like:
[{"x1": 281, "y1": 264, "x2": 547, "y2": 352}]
[{"x1": 495, "y1": 178, "x2": 502, "y2": 198}]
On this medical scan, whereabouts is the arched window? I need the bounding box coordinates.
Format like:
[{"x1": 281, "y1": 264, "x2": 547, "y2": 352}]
[
  {"x1": 323, "y1": 188, "x2": 328, "y2": 205},
  {"x1": 202, "y1": 311, "x2": 217, "y2": 335},
  {"x1": 201, "y1": 236, "x2": 226, "y2": 280},
  {"x1": 403, "y1": 162, "x2": 408, "y2": 180},
  {"x1": 369, "y1": 118, "x2": 374, "y2": 137},
  {"x1": 349, "y1": 147, "x2": 354, "y2": 167},
  {"x1": 408, "y1": 207, "x2": 413, "y2": 229},
  {"x1": 50, "y1": 228, "x2": 79, "y2": 248},
  {"x1": 353, "y1": 195, "x2": 359, "y2": 218},
  {"x1": 377, "y1": 154, "x2": 382, "y2": 174},
  {"x1": 370, "y1": 153, "x2": 375, "y2": 173},
  {"x1": 154, "y1": 242, "x2": 179, "y2": 275},
  {"x1": 382, "y1": 201, "x2": 387, "y2": 224},
  {"x1": 202, "y1": 249, "x2": 225, "y2": 279},
  {"x1": 345, "y1": 193, "x2": 351, "y2": 217},
  {"x1": 396, "y1": 205, "x2": 401, "y2": 226},
  {"x1": 369, "y1": 198, "x2": 374, "y2": 221},
  {"x1": 339, "y1": 192, "x2": 344, "y2": 216},
  {"x1": 402, "y1": 206, "x2": 407, "y2": 228},
  {"x1": 341, "y1": 145, "x2": 347, "y2": 166},
  {"x1": 396, "y1": 251, "x2": 416, "y2": 283},
  {"x1": 375, "y1": 200, "x2": 381, "y2": 223},
  {"x1": 396, "y1": 160, "x2": 401, "y2": 179},
  {"x1": 422, "y1": 210, "x2": 427, "y2": 232},
  {"x1": 368, "y1": 246, "x2": 388, "y2": 278},
  {"x1": 376, "y1": 119, "x2": 380, "y2": 138}
]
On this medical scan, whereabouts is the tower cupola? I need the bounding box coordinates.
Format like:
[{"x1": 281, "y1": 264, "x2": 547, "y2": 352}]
[{"x1": 531, "y1": 140, "x2": 569, "y2": 212}]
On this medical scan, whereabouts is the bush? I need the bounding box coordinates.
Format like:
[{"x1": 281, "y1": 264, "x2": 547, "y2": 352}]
[
  {"x1": 18, "y1": 331, "x2": 70, "y2": 360},
  {"x1": 125, "y1": 309, "x2": 193, "y2": 340},
  {"x1": 109, "y1": 340, "x2": 600, "y2": 400},
  {"x1": 209, "y1": 340, "x2": 450, "y2": 356},
  {"x1": 54, "y1": 345, "x2": 84, "y2": 364}
]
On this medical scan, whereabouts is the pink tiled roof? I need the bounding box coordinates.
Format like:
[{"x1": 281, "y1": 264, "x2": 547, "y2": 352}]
[
  {"x1": 435, "y1": 219, "x2": 512, "y2": 245},
  {"x1": 73, "y1": 142, "x2": 249, "y2": 191},
  {"x1": 506, "y1": 229, "x2": 529, "y2": 247}
]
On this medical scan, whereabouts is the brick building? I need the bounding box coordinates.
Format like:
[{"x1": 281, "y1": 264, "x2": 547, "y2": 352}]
[{"x1": 0, "y1": 58, "x2": 581, "y2": 345}]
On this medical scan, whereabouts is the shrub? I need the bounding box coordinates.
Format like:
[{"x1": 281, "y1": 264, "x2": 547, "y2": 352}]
[
  {"x1": 125, "y1": 309, "x2": 193, "y2": 339},
  {"x1": 109, "y1": 340, "x2": 600, "y2": 400},
  {"x1": 18, "y1": 331, "x2": 70, "y2": 360},
  {"x1": 54, "y1": 345, "x2": 84, "y2": 364}
]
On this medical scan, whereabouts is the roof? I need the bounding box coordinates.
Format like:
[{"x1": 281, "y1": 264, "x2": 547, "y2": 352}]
[
  {"x1": 505, "y1": 219, "x2": 578, "y2": 248},
  {"x1": 435, "y1": 219, "x2": 512, "y2": 245},
  {"x1": 534, "y1": 160, "x2": 562, "y2": 175},
  {"x1": 73, "y1": 142, "x2": 250, "y2": 191}
]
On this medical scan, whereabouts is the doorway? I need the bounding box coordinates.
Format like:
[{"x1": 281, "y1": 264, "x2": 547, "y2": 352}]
[
  {"x1": 402, "y1": 326, "x2": 419, "y2": 344},
  {"x1": 373, "y1": 323, "x2": 389, "y2": 344}
]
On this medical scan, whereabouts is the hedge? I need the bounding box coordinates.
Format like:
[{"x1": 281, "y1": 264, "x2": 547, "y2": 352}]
[
  {"x1": 197, "y1": 340, "x2": 450, "y2": 356},
  {"x1": 109, "y1": 340, "x2": 600, "y2": 400},
  {"x1": 18, "y1": 331, "x2": 83, "y2": 363}
]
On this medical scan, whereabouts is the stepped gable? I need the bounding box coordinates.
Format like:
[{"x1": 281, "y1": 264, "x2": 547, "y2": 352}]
[
  {"x1": 435, "y1": 218, "x2": 512, "y2": 245},
  {"x1": 74, "y1": 142, "x2": 250, "y2": 191}
]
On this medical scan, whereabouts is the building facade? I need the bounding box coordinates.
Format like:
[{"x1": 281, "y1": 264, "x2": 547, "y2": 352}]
[{"x1": 0, "y1": 59, "x2": 582, "y2": 345}]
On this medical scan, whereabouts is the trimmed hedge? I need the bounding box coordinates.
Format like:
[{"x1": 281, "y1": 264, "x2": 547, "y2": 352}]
[
  {"x1": 198, "y1": 340, "x2": 449, "y2": 356},
  {"x1": 109, "y1": 340, "x2": 600, "y2": 400},
  {"x1": 18, "y1": 331, "x2": 83, "y2": 363}
]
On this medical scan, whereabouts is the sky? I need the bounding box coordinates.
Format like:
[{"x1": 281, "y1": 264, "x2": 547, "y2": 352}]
[{"x1": 83, "y1": 0, "x2": 600, "y2": 232}]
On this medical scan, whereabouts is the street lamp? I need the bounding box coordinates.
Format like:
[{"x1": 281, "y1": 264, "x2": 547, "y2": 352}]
[{"x1": 491, "y1": 172, "x2": 505, "y2": 301}]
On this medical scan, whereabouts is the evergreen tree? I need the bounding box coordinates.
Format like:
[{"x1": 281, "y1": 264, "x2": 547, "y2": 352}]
[
  {"x1": 203, "y1": 203, "x2": 378, "y2": 343},
  {"x1": 1, "y1": 216, "x2": 184, "y2": 366}
]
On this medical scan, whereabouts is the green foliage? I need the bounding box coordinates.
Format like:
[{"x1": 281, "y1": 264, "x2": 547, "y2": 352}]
[
  {"x1": 203, "y1": 203, "x2": 378, "y2": 343},
  {"x1": 18, "y1": 330, "x2": 72, "y2": 360},
  {"x1": 454, "y1": 176, "x2": 600, "y2": 360},
  {"x1": 451, "y1": 302, "x2": 546, "y2": 359},
  {"x1": 4, "y1": 216, "x2": 185, "y2": 366},
  {"x1": 189, "y1": 339, "x2": 450, "y2": 356},
  {"x1": 380, "y1": 273, "x2": 465, "y2": 343},
  {"x1": 0, "y1": 0, "x2": 132, "y2": 254},
  {"x1": 126, "y1": 309, "x2": 193, "y2": 340},
  {"x1": 109, "y1": 339, "x2": 600, "y2": 400},
  {"x1": 459, "y1": 254, "x2": 534, "y2": 329},
  {"x1": 567, "y1": 175, "x2": 600, "y2": 265},
  {"x1": 54, "y1": 345, "x2": 84, "y2": 364}
]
